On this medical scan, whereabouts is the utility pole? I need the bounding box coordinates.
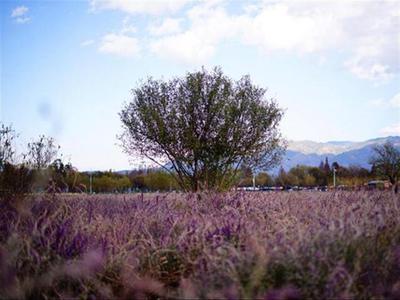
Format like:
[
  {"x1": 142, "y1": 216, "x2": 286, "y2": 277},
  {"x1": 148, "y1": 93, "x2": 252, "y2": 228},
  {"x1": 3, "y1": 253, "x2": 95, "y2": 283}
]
[
  {"x1": 253, "y1": 173, "x2": 256, "y2": 190},
  {"x1": 89, "y1": 173, "x2": 93, "y2": 194},
  {"x1": 333, "y1": 167, "x2": 337, "y2": 188}
]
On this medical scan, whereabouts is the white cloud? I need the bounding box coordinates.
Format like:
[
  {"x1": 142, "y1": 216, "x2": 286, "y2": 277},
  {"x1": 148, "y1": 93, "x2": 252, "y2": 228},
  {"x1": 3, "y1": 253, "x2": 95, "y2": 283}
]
[
  {"x1": 150, "y1": 3, "x2": 237, "y2": 64},
  {"x1": 389, "y1": 92, "x2": 400, "y2": 108},
  {"x1": 369, "y1": 92, "x2": 400, "y2": 109},
  {"x1": 345, "y1": 61, "x2": 393, "y2": 83},
  {"x1": 90, "y1": 0, "x2": 190, "y2": 15},
  {"x1": 81, "y1": 39, "x2": 95, "y2": 47},
  {"x1": 151, "y1": 32, "x2": 215, "y2": 64},
  {"x1": 11, "y1": 6, "x2": 30, "y2": 24},
  {"x1": 239, "y1": 1, "x2": 399, "y2": 82},
  {"x1": 238, "y1": 3, "x2": 342, "y2": 54},
  {"x1": 15, "y1": 17, "x2": 30, "y2": 24},
  {"x1": 98, "y1": 34, "x2": 140, "y2": 57},
  {"x1": 148, "y1": 18, "x2": 182, "y2": 36},
  {"x1": 97, "y1": 16, "x2": 141, "y2": 58},
  {"x1": 147, "y1": 1, "x2": 399, "y2": 81},
  {"x1": 381, "y1": 123, "x2": 400, "y2": 136},
  {"x1": 11, "y1": 6, "x2": 28, "y2": 17}
]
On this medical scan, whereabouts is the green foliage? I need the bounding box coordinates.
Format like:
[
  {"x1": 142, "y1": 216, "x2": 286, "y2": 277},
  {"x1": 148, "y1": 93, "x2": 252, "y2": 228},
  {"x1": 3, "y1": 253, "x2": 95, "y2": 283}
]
[
  {"x1": 144, "y1": 171, "x2": 179, "y2": 192},
  {"x1": 237, "y1": 165, "x2": 254, "y2": 187},
  {"x1": 308, "y1": 167, "x2": 328, "y2": 186},
  {"x1": 0, "y1": 163, "x2": 33, "y2": 196},
  {"x1": 274, "y1": 164, "x2": 374, "y2": 188},
  {"x1": 256, "y1": 172, "x2": 274, "y2": 186},
  {"x1": 91, "y1": 173, "x2": 131, "y2": 193},
  {"x1": 129, "y1": 171, "x2": 146, "y2": 191},
  {"x1": 275, "y1": 167, "x2": 299, "y2": 187},
  {"x1": 288, "y1": 165, "x2": 316, "y2": 186}
]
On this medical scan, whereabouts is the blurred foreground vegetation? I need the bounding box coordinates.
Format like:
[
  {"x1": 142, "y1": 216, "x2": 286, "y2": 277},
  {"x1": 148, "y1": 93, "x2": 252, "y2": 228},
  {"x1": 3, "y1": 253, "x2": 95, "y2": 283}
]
[{"x1": 0, "y1": 191, "x2": 399, "y2": 299}]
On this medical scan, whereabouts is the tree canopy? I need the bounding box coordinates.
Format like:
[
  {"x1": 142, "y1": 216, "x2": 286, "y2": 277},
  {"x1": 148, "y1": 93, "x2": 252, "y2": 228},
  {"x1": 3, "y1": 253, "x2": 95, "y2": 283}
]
[
  {"x1": 369, "y1": 141, "x2": 400, "y2": 193},
  {"x1": 26, "y1": 135, "x2": 60, "y2": 169},
  {"x1": 0, "y1": 123, "x2": 17, "y2": 170},
  {"x1": 119, "y1": 67, "x2": 285, "y2": 192}
]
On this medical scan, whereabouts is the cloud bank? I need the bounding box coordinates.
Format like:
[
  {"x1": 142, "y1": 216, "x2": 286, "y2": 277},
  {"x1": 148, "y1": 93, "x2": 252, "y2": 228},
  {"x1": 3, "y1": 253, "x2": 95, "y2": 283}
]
[{"x1": 91, "y1": 0, "x2": 400, "y2": 83}]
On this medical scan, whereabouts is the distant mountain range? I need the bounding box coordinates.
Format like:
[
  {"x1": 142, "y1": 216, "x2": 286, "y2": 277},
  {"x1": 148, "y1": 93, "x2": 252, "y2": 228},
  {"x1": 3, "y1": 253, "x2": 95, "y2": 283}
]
[
  {"x1": 112, "y1": 136, "x2": 400, "y2": 175},
  {"x1": 281, "y1": 136, "x2": 400, "y2": 171}
]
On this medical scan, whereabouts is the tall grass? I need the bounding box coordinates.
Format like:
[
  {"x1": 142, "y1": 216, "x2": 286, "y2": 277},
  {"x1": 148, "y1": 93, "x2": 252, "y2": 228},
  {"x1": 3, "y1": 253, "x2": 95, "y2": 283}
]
[{"x1": 1, "y1": 191, "x2": 399, "y2": 299}]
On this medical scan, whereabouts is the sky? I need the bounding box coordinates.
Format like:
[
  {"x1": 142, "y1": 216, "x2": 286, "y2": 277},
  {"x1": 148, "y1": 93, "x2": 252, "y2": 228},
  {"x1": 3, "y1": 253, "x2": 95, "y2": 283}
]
[{"x1": 1, "y1": 0, "x2": 399, "y2": 171}]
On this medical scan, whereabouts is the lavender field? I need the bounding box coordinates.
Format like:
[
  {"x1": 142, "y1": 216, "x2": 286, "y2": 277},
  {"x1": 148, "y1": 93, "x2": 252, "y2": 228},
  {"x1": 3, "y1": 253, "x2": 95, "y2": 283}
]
[{"x1": 1, "y1": 191, "x2": 400, "y2": 299}]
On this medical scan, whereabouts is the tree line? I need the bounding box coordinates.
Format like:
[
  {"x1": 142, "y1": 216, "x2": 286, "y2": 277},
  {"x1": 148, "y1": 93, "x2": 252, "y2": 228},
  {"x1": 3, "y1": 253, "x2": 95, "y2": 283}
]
[
  {"x1": 0, "y1": 119, "x2": 393, "y2": 194},
  {"x1": 0, "y1": 123, "x2": 177, "y2": 194},
  {"x1": 238, "y1": 160, "x2": 373, "y2": 189}
]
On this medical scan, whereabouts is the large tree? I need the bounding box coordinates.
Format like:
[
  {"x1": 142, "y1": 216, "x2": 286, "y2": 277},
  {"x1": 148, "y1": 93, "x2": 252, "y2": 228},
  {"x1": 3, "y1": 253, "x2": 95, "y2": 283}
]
[
  {"x1": 369, "y1": 141, "x2": 400, "y2": 193},
  {"x1": 119, "y1": 67, "x2": 285, "y2": 192}
]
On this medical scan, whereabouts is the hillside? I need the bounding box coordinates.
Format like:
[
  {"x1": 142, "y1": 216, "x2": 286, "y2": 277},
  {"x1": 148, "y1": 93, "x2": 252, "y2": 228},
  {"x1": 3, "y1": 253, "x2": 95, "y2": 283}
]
[{"x1": 281, "y1": 136, "x2": 400, "y2": 170}]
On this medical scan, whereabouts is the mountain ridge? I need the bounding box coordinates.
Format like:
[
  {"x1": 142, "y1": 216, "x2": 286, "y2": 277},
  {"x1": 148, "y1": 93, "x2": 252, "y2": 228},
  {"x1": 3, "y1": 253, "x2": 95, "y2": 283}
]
[
  {"x1": 287, "y1": 136, "x2": 400, "y2": 156},
  {"x1": 281, "y1": 136, "x2": 400, "y2": 171}
]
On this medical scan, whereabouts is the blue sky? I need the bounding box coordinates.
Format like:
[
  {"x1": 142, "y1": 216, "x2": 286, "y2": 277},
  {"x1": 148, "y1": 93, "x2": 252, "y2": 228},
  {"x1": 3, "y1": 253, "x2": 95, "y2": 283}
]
[{"x1": 1, "y1": 0, "x2": 399, "y2": 170}]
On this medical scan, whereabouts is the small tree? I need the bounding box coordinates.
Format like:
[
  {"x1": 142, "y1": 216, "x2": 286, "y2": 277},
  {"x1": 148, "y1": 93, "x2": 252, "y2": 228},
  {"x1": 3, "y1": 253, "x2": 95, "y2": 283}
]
[
  {"x1": 50, "y1": 159, "x2": 77, "y2": 192},
  {"x1": 0, "y1": 123, "x2": 17, "y2": 170},
  {"x1": 369, "y1": 141, "x2": 400, "y2": 193},
  {"x1": 119, "y1": 67, "x2": 285, "y2": 192},
  {"x1": 26, "y1": 135, "x2": 60, "y2": 169},
  {"x1": 323, "y1": 157, "x2": 331, "y2": 174},
  {"x1": 0, "y1": 124, "x2": 34, "y2": 196}
]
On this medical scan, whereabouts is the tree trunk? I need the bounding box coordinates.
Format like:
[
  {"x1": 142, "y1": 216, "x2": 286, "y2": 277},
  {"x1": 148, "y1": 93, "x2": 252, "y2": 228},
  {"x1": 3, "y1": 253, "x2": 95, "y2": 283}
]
[{"x1": 389, "y1": 177, "x2": 398, "y2": 194}]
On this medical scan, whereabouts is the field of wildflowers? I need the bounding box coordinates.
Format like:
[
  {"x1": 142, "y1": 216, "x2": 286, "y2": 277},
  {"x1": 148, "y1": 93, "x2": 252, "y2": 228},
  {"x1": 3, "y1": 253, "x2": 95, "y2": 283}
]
[{"x1": 0, "y1": 191, "x2": 399, "y2": 299}]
